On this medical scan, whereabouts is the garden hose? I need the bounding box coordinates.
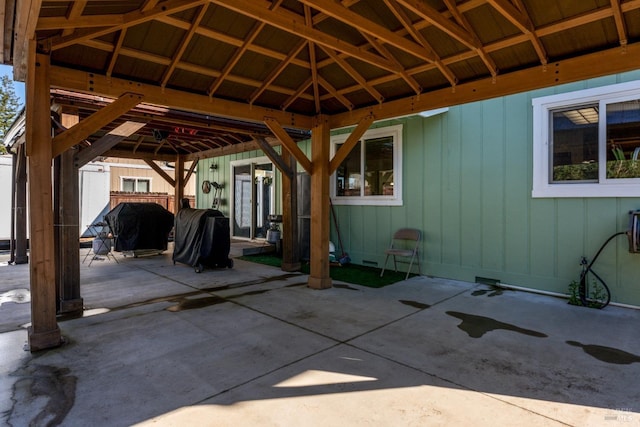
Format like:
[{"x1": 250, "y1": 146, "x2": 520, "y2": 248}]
[{"x1": 578, "y1": 231, "x2": 627, "y2": 309}]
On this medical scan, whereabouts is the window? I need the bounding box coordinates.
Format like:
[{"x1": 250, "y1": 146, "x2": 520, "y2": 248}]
[
  {"x1": 532, "y1": 80, "x2": 640, "y2": 197},
  {"x1": 121, "y1": 177, "x2": 151, "y2": 193},
  {"x1": 331, "y1": 124, "x2": 402, "y2": 205}
]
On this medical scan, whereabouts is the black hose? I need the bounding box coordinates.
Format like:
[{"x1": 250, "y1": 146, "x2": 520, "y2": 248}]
[{"x1": 578, "y1": 231, "x2": 627, "y2": 308}]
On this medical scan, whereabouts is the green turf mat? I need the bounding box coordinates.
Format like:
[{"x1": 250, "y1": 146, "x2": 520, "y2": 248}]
[{"x1": 238, "y1": 254, "x2": 415, "y2": 288}]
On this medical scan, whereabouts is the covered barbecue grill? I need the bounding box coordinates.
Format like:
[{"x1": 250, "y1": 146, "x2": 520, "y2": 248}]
[
  {"x1": 173, "y1": 208, "x2": 233, "y2": 273},
  {"x1": 104, "y1": 202, "x2": 174, "y2": 254}
]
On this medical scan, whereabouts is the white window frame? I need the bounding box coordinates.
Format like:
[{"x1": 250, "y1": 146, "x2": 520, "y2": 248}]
[
  {"x1": 330, "y1": 124, "x2": 403, "y2": 206},
  {"x1": 120, "y1": 176, "x2": 152, "y2": 193},
  {"x1": 532, "y1": 80, "x2": 640, "y2": 198}
]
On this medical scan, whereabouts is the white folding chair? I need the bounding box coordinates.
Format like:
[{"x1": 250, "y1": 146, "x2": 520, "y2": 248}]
[{"x1": 380, "y1": 228, "x2": 421, "y2": 280}]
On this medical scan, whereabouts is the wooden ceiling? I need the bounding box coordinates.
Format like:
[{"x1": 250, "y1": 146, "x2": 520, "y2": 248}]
[{"x1": 4, "y1": 0, "x2": 640, "y2": 159}]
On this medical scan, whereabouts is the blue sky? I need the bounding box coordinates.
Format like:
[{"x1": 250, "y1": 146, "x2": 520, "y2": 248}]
[{"x1": 0, "y1": 64, "x2": 26, "y2": 107}]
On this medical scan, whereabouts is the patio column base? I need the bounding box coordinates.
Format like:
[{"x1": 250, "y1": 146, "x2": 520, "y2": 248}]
[
  {"x1": 281, "y1": 261, "x2": 301, "y2": 272},
  {"x1": 28, "y1": 326, "x2": 63, "y2": 352},
  {"x1": 58, "y1": 298, "x2": 84, "y2": 314},
  {"x1": 308, "y1": 276, "x2": 332, "y2": 289}
]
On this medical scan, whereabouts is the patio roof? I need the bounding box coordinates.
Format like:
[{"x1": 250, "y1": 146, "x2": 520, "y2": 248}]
[{"x1": 4, "y1": 0, "x2": 640, "y2": 143}]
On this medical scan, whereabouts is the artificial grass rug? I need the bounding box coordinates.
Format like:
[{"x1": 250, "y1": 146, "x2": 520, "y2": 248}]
[{"x1": 238, "y1": 254, "x2": 416, "y2": 288}]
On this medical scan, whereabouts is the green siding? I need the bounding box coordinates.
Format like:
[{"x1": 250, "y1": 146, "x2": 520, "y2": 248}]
[{"x1": 196, "y1": 70, "x2": 640, "y2": 307}]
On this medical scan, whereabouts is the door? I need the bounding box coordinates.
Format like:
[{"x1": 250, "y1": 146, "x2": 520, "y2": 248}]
[{"x1": 232, "y1": 160, "x2": 274, "y2": 239}]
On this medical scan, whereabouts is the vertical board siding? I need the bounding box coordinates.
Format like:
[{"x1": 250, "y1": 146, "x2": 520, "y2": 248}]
[{"x1": 195, "y1": 71, "x2": 640, "y2": 306}]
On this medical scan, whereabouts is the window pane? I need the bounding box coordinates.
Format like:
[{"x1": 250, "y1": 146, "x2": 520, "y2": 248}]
[
  {"x1": 137, "y1": 179, "x2": 150, "y2": 193},
  {"x1": 335, "y1": 142, "x2": 361, "y2": 196},
  {"x1": 551, "y1": 105, "x2": 599, "y2": 182},
  {"x1": 364, "y1": 136, "x2": 394, "y2": 196},
  {"x1": 122, "y1": 178, "x2": 135, "y2": 192},
  {"x1": 606, "y1": 99, "x2": 640, "y2": 179}
]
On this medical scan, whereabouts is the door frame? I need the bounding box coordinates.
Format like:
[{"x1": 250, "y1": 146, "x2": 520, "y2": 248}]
[{"x1": 229, "y1": 157, "x2": 275, "y2": 240}]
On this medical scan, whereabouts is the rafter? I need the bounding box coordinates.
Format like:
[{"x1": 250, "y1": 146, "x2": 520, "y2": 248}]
[
  {"x1": 609, "y1": 0, "x2": 628, "y2": 47},
  {"x1": 319, "y1": 46, "x2": 384, "y2": 104},
  {"x1": 305, "y1": 5, "x2": 321, "y2": 114},
  {"x1": 442, "y1": 0, "x2": 497, "y2": 78},
  {"x1": 395, "y1": 0, "x2": 479, "y2": 50},
  {"x1": 383, "y1": 0, "x2": 457, "y2": 87},
  {"x1": 209, "y1": 0, "x2": 401, "y2": 73},
  {"x1": 363, "y1": 33, "x2": 421, "y2": 95},
  {"x1": 106, "y1": 29, "x2": 126, "y2": 78},
  {"x1": 299, "y1": 0, "x2": 437, "y2": 63},
  {"x1": 49, "y1": 0, "x2": 208, "y2": 51},
  {"x1": 486, "y1": 0, "x2": 547, "y2": 65},
  {"x1": 317, "y1": 76, "x2": 353, "y2": 111},
  {"x1": 61, "y1": 0, "x2": 87, "y2": 36},
  {"x1": 249, "y1": 39, "x2": 307, "y2": 105},
  {"x1": 161, "y1": 4, "x2": 209, "y2": 88},
  {"x1": 209, "y1": 0, "x2": 285, "y2": 97},
  {"x1": 282, "y1": 77, "x2": 312, "y2": 112}
]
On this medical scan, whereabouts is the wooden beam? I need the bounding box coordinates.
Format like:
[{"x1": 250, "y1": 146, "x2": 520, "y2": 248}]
[
  {"x1": 75, "y1": 120, "x2": 148, "y2": 167},
  {"x1": 307, "y1": 116, "x2": 331, "y2": 289},
  {"x1": 13, "y1": 143, "x2": 29, "y2": 264},
  {"x1": 254, "y1": 136, "x2": 293, "y2": 179},
  {"x1": 103, "y1": 148, "x2": 177, "y2": 162},
  {"x1": 395, "y1": 0, "x2": 479, "y2": 50},
  {"x1": 12, "y1": 0, "x2": 42, "y2": 81},
  {"x1": 330, "y1": 41, "x2": 640, "y2": 128},
  {"x1": 319, "y1": 46, "x2": 384, "y2": 103},
  {"x1": 610, "y1": 0, "x2": 628, "y2": 47},
  {"x1": 384, "y1": 0, "x2": 458, "y2": 87},
  {"x1": 161, "y1": 4, "x2": 209, "y2": 88},
  {"x1": 264, "y1": 117, "x2": 313, "y2": 174},
  {"x1": 52, "y1": 93, "x2": 144, "y2": 158},
  {"x1": 210, "y1": 0, "x2": 401, "y2": 73},
  {"x1": 26, "y1": 48, "x2": 62, "y2": 351},
  {"x1": 174, "y1": 155, "x2": 185, "y2": 213},
  {"x1": 184, "y1": 138, "x2": 277, "y2": 161},
  {"x1": 55, "y1": 109, "x2": 82, "y2": 314},
  {"x1": 184, "y1": 159, "x2": 198, "y2": 183},
  {"x1": 49, "y1": 66, "x2": 314, "y2": 131},
  {"x1": 329, "y1": 114, "x2": 374, "y2": 175},
  {"x1": 144, "y1": 159, "x2": 176, "y2": 187},
  {"x1": 487, "y1": 0, "x2": 547, "y2": 65},
  {"x1": 299, "y1": 0, "x2": 436, "y2": 63},
  {"x1": 49, "y1": 0, "x2": 208, "y2": 51},
  {"x1": 280, "y1": 149, "x2": 301, "y2": 272}
]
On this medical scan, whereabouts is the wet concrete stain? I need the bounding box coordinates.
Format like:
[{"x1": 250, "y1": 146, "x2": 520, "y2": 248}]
[
  {"x1": 446, "y1": 311, "x2": 548, "y2": 339},
  {"x1": 166, "y1": 295, "x2": 227, "y2": 312},
  {"x1": 471, "y1": 286, "x2": 508, "y2": 297},
  {"x1": 399, "y1": 300, "x2": 430, "y2": 309},
  {"x1": 334, "y1": 284, "x2": 359, "y2": 291},
  {"x1": 229, "y1": 289, "x2": 270, "y2": 297},
  {"x1": 7, "y1": 364, "x2": 76, "y2": 426},
  {"x1": 566, "y1": 340, "x2": 640, "y2": 365},
  {"x1": 0, "y1": 288, "x2": 31, "y2": 306}
]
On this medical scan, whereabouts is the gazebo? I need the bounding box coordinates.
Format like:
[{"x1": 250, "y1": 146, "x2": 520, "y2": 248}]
[{"x1": 3, "y1": 0, "x2": 639, "y2": 350}]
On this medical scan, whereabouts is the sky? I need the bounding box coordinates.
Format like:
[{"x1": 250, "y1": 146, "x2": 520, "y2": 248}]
[{"x1": 0, "y1": 64, "x2": 26, "y2": 107}]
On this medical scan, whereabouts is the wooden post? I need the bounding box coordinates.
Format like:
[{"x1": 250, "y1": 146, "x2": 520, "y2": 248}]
[
  {"x1": 174, "y1": 155, "x2": 185, "y2": 213},
  {"x1": 307, "y1": 115, "x2": 332, "y2": 289},
  {"x1": 281, "y1": 149, "x2": 300, "y2": 272},
  {"x1": 55, "y1": 109, "x2": 83, "y2": 314},
  {"x1": 14, "y1": 143, "x2": 29, "y2": 264},
  {"x1": 26, "y1": 49, "x2": 62, "y2": 350}
]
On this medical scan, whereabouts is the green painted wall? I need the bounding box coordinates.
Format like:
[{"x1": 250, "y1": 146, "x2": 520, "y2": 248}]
[{"x1": 196, "y1": 70, "x2": 640, "y2": 307}]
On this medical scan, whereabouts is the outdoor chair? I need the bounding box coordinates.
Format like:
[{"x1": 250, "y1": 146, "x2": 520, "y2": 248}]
[{"x1": 380, "y1": 228, "x2": 422, "y2": 280}]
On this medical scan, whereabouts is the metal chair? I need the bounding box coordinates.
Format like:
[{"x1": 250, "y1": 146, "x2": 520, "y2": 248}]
[{"x1": 380, "y1": 228, "x2": 421, "y2": 280}]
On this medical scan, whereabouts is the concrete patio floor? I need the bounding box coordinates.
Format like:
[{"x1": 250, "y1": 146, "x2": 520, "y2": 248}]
[{"x1": 1, "y1": 244, "x2": 639, "y2": 426}]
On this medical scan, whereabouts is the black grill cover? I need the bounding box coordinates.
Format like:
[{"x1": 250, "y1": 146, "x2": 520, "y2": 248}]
[
  {"x1": 173, "y1": 208, "x2": 230, "y2": 268},
  {"x1": 104, "y1": 203, "x2": 174, "y2": 252}
]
